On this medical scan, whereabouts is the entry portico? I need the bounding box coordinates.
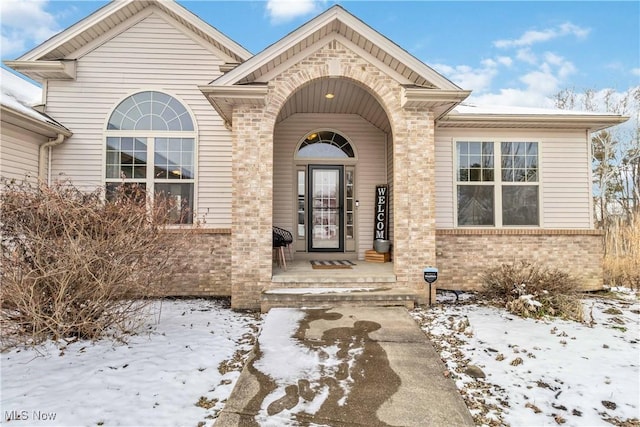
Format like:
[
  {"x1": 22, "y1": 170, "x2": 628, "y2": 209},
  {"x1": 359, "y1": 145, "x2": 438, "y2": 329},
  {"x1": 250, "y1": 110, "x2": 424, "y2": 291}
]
[{"x1": 201, "y1": 6, "x2": 470, "y2": 308}]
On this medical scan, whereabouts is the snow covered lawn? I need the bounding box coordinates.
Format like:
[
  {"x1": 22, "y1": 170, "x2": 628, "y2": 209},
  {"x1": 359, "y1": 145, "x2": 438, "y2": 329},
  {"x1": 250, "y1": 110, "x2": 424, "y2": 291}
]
[
  {"x1": 1, "y1": 299, "x2": 262, "y2": 426},
  {"x1": 411, "y1": 289, "x2": 640, "y2": 426},
  {"x1": 2, "y1": 291, "x2": 638, "y2": 427}
]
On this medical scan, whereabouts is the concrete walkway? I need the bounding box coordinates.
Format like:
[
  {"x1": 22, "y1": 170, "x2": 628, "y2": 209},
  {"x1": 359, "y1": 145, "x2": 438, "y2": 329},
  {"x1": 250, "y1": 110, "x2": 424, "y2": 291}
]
[{"x1": 216, "y1": 306, "x2": 474, "y2": 426}]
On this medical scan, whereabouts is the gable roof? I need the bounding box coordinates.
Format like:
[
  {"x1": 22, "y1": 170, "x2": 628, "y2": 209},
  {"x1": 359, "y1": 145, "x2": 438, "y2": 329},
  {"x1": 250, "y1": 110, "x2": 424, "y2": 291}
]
[
  {"x1": 211, "y1": 5, "x2": 460, "y2": 90},
  {"x1": 5, "y1": 0, "x2": 251, "y2": 81},
  {"x1": 201, "y1": 5, "x2": 470, "y2": 126}
]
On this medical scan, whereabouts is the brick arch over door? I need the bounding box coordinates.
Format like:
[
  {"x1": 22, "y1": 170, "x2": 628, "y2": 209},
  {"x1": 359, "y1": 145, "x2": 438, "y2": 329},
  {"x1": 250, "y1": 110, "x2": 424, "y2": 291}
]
[
  {"x1": 263, "y1": 46, "x2": 402, "y2": 137},
  {"x1": 230, "y1": 41, "x2": 437, "y2": 309}
]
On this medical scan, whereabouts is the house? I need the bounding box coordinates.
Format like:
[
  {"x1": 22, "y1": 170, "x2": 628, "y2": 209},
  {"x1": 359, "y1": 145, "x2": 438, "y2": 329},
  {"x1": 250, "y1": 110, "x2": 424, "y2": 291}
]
[{"x1": 2, "y1": 0, "x2": 627, "y2": 310}]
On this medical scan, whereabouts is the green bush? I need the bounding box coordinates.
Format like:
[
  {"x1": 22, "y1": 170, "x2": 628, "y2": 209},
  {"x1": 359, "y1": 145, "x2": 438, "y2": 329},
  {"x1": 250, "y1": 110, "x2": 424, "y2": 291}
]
[
  {"x1": 1, "y1": 180, "x2": 184, "y2": 347},
  {"x1": 481, "y1": 261, "x2": 584, "y2": 322}
]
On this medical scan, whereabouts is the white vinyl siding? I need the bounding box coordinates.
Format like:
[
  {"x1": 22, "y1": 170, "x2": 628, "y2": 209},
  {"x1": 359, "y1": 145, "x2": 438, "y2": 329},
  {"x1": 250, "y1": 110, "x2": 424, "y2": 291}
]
[
  {"x1": 0, "y1": 123, "x2": 44, "y2": 184},
  {"x1": 434, "y1": 132, "x2": 455, "y2": 228},
  {"x1": 435, "y1": 129, "x2": 593, "y2": 229},
  {"x1": 273, "y1": 113, "x2": 387, "y2": 259},
  {"x1": 541, "y1": 135, "x2": 592, "y2": 228},
  {"x1": 44, "y1": 12, "x2": 231, "y2": 226}
]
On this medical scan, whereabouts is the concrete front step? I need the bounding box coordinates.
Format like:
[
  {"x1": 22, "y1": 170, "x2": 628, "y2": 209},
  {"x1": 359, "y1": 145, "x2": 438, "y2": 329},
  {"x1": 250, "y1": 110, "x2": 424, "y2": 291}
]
[{"x1": 260, "y1": 287, "x2": 419, "y2": 313}]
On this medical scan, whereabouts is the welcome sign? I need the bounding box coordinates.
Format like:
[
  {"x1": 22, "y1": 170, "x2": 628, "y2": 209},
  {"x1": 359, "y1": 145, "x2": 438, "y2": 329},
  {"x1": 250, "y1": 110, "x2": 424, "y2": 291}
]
[{"x1": 374, "y1": 185, "x2": 388, "y2": 240}]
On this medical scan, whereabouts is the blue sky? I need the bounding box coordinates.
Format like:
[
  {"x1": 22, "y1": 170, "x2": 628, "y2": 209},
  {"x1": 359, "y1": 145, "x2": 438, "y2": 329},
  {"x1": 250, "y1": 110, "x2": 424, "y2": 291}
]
[{"x1": 1, "y1": 0, "x2": 638, "y2": 109}]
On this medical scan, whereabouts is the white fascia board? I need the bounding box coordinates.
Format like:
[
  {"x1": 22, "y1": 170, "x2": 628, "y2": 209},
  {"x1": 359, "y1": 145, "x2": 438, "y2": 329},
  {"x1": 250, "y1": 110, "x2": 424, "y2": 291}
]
[
  {"x1": 255, "y1": 32, "x2": 416, "y2": 85},
  {"x1": 1, "y1": 105, "x2": 72, "y2": 138},
  {"x1": 67, "y1": 8, "x2": 155, "y2": 60},
  {"x1": 334, "y1": 9, "x2": 462, "y2": 91},
  {"x1": 213, "y1": 5, "x2": 460, "y2": 91},
  {"x1": 16, "y1": 0, "x2": 252, "y2": 64},
  {"x1": 333, "y1": 34, "x2": 416, "y2": 85},
  {"x1": 199, "y1": 85, "x2": 269, "y2": 124},
  {"x1": 158, "y1": 1, "x2": 252, "y2": 61},
  {"x1": 4, "y1": 60, "x2": 76, "y2": 82},
  {"x1": 68, "y1": 7, "x2": 241, "y2": 64},
  {"x1": 402, "y1": 87, "x2": 472, "y2": 106},
  {"x1": 16, "y1": 0, "x2": 134, "y2": 61},
  {"x1": 199, "y1": 85, "x2": 269, "y2": 101},
  {"x1": 438, "y1": 113, "x2": 629, "y2": 131},
  {"x1": 211, "y1": 7, "x2": 342, "y2": 86}
]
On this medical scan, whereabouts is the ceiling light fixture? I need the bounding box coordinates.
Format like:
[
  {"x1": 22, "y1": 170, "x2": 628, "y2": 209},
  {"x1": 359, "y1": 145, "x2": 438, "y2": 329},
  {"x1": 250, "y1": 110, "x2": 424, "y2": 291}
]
[{"x1": 325, "y1": 93, "x2": 335, "y2": 99}]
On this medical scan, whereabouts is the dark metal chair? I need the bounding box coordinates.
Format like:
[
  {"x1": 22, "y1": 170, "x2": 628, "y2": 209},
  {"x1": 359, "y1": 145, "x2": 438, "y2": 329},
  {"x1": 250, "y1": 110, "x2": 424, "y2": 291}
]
[{"x1": 272, "y1": 226, "x2": 293, "y2": 270}]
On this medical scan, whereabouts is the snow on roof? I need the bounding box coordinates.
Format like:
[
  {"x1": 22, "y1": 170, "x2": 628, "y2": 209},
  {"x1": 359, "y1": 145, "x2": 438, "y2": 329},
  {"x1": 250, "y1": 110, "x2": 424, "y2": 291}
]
[
  {"x1": 1, "y1": 68, "x2": 41, "y2": 106},
  {"x1": 1, "y1": 68, "x2": 68, "y2": 130},
  {"x1": 451, "y1": 102, "x2": 616, "y2": 116}
]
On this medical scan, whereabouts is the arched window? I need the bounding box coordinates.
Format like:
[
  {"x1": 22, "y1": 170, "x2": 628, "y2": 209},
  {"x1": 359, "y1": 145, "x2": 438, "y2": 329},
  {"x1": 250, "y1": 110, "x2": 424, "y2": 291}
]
[
  {"x1": 297, "y1": 130, "x2": 354, "y2": 158},
  {"x1": 107, "y1": 91, "x2": 193, "y2": 131},
  {"x1": 105, "y1": 91, "x2": 195, "y2": 224}
]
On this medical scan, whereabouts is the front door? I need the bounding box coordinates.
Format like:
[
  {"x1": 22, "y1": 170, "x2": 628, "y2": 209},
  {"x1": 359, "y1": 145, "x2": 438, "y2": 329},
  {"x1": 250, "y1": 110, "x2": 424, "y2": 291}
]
[{"x1": 309, "y1": 165, "x2": 344, "y2": 251}]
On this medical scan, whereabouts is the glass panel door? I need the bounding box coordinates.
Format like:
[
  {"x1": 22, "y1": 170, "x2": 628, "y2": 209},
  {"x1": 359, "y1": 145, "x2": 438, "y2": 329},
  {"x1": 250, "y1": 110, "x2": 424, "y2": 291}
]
[{"x1": 309, "y1": 165, "x2": 343, "y2": 251}]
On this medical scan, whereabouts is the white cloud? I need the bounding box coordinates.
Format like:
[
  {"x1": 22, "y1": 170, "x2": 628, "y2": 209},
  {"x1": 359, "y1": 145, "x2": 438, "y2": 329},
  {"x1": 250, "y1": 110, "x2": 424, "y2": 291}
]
[
  {"x1": 496, "y1": 56, "x2": 513, "y2": 67},
  {"x1": 559, "y1": 22, "x2": 590, "y2": 39},
  {"x1": 469, "y1": 88, "x2": 556, "y2": 109},
  {"x1": 433, "y1": 62, "x2": 498, "y2": 93},
  {"x1": 520, "y1": 69, "x2": 560, "y2": 95},
  {"x1": 516, "y1": 48, "x2": 537, "y2": 65},
  {"x1": 434, "y1": 53, "x2": 518, "y2": 94},
  {"x1": 0, "y1": 0, "x2": 60, "y2": 57},
  {"x1": 494, "y1": 22, "x2": 590, "y2": 48},
  {"x1": 1, "y1": 33, "x2": 26, "y2": 56},
  {"x1": 266, "y1": 0, "x2": 323, "y2": 23},
  {"x1": 543, "y1": 52, "x2": 576, "y2": 79},
  {"x1": 631, "y1": 68, "x2": 640, "y2": 76},
  {"x1": 463, "y1": 55, "x2": 578, "y2": 108}
]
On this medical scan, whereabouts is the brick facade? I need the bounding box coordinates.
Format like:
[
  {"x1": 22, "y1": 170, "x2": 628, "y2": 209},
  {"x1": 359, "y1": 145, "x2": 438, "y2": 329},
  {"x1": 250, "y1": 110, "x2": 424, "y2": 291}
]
[
  {"x1": 160, "y1": 229, "x2": 232, "y2": 296},
  {"x1": 229, "y1": 41, "x2": 435, "y2": 309},
  {"x1": 435, "y1": 229, "x2": 605, "y2": 291}
]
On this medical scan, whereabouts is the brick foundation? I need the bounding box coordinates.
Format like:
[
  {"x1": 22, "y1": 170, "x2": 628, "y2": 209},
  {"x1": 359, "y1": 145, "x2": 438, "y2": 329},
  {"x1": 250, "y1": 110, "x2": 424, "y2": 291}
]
[
  {"x1": 160, "y1": 229, "x2": 232, "y2": 296},
  {"x1": 435, "y1": 229, "x2": 605, "y2": 291}
]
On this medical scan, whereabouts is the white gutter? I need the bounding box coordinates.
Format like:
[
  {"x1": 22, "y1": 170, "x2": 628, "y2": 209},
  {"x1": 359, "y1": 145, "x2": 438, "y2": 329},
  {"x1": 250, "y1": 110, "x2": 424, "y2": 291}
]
[{"x1": 39, "y1": 133, "x2": 65, "y2": 184}]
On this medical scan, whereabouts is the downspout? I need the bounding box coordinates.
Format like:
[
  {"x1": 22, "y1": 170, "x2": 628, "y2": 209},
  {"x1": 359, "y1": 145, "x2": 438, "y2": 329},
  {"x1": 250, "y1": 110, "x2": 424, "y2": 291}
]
[{"x1": 39, "y1": 133, "x2": 65, "y2": 184}]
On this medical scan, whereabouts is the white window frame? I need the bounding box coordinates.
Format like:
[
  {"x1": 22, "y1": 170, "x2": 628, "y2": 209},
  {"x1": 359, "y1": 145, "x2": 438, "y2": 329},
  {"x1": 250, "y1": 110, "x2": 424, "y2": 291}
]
[
  {"x1": 293, "y1": 129, "x2": 358, "y2": 252},
  {"x1": 103, "y1": 91, "x2": 198, "y2": 225},
  {"x1": 454, "y1": 139, "x2": 543, "y2": 228}
]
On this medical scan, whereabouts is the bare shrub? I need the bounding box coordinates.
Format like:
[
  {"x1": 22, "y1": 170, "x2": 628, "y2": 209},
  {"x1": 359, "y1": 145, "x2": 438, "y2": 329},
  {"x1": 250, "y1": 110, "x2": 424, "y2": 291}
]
[
  {"x1": 481, "y1": 261, "x2": 584, "y2": 322},
  {"x1": 0, "y1": 180, "x2": 186, "y2": 347},
  {"x1": 604, "y1": 213, "x2": 640, "y2": 290}
]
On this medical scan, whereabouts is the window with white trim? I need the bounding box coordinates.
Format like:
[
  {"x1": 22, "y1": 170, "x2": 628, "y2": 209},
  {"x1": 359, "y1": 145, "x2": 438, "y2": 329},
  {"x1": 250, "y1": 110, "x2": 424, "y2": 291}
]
[
  {"x1": 297, "y1": 131, "x2": 355, "y2": 158},
  {"x1": 456, "y1": 141, "x2": 539, "y2": 227},
  {"x1": 105, "y1": 91, "x2": 195, "y2": 224}
]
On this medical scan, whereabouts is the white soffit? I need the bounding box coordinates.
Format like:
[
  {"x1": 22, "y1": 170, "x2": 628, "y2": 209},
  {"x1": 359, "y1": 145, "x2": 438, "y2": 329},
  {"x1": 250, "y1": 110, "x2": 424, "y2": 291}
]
[
  {"x1": 14, "y1": 0, "x2": 251, "y2": 64},
  {"x1": 211, "y1": 5, "x2": 461, "y2": 91}
]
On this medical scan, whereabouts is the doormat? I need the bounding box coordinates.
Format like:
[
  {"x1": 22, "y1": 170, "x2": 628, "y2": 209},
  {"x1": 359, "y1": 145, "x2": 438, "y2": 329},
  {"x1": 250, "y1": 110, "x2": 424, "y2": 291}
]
[{"x1": 310, "y1": 260, "x2": 356, "y2": 269}]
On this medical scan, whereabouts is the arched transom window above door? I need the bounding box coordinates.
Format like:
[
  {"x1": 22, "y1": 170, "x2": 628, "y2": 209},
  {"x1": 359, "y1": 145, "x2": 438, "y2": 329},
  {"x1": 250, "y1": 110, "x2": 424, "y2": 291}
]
[
  {"x1": 297, "y1": 130, "x2": 355, "y2": 158},
  {"x1": 105, "y1": 91, "x2": 196, "y2": 224}
]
